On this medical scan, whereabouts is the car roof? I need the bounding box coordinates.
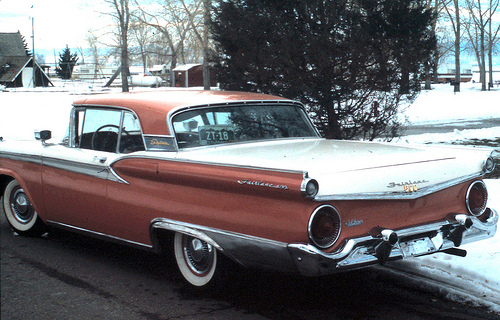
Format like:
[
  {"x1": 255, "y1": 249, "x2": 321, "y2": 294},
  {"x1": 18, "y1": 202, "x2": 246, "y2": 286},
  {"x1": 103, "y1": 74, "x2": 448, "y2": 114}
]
[{"x1": 72, "y1": 90, "x2": 290, "y2": 135}]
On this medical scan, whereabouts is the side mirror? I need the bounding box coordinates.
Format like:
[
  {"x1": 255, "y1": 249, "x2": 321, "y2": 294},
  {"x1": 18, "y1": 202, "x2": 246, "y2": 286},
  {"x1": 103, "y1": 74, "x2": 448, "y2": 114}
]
[{"x1": 35, "y1": 130, "x2": 52, "y2": 145}]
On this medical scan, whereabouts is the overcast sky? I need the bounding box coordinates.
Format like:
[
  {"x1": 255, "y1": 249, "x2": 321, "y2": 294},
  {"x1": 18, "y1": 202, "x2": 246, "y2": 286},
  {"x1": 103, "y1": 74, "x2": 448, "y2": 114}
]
[{"x1": 0, "y1": 0, "x2": 110, "y2": 51}]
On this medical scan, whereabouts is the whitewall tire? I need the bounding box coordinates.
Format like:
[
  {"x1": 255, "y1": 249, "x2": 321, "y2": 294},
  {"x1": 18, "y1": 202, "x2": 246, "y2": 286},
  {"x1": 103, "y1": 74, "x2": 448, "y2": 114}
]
[
  {"x1": 173, "y1": 232, "x2": 219, "y2": 287},
  {"x1": 2, "y1": 180, "x2": 46, "y2": 236}
]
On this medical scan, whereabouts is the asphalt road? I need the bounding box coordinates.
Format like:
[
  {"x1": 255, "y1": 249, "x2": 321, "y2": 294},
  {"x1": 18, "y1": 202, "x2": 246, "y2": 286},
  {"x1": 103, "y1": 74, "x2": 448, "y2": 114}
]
[{"x1": 2, "y1": 203, "x2": 499, "y2": 320}]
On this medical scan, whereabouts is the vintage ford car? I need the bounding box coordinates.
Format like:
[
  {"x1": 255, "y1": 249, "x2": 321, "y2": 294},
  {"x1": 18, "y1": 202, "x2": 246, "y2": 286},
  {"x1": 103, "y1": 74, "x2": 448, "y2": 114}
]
[{"x1": 0, "y1": 90, "x2": 498, "y2": 287}]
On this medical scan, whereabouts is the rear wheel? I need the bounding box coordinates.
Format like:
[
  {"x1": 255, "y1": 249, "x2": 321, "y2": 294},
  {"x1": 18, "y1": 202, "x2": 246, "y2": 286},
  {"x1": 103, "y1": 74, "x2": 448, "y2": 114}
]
[
  {"x1": 2, "y1": 180, "x2": 46, "y2": 237},
  {"x1": 173, "y1": 232, "x2": 221, "y2": 288}
]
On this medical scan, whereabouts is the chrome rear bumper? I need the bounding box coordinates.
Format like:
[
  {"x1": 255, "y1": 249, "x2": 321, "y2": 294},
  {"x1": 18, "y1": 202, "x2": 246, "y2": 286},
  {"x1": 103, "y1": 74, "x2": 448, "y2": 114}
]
[{"x1": 288, "y1": 208, "x2": 498, "y2": 276}]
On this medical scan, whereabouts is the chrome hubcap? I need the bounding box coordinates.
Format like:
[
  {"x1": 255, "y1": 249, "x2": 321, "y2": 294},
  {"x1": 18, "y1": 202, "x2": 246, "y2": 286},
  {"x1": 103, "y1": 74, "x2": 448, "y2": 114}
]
[
  {"x1": 11, "y1": 189, "x2": 34, "y2": 223},
  {"x1": 183, "y1": 236, "x2": 214, "y2": 275}
]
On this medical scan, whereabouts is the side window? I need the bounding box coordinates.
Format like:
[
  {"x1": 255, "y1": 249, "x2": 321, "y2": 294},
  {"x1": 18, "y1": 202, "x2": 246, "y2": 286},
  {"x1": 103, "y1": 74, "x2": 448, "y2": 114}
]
[
  {"x1": 74, "y1": 109, "x2": 85, "y2": 147},
  {"x1": 80, "y1": 109, "x2": 121, "y2": 152},
  {"x1": 119, "y1": 112, "x2": 145, "y2": 153}
]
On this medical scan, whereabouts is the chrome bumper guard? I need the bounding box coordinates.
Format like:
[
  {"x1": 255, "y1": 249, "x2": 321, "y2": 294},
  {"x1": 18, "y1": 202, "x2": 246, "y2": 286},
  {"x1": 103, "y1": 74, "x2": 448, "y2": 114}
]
[{"x1": 288, "y1": 208, "x2": 498, "y2": 277}]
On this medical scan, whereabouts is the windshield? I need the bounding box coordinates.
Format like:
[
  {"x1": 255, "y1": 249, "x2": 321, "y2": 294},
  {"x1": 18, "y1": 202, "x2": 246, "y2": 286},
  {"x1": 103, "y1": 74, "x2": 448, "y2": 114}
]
[{"x1": 172, "y1": 104, "x2": 318, "y2": 149}]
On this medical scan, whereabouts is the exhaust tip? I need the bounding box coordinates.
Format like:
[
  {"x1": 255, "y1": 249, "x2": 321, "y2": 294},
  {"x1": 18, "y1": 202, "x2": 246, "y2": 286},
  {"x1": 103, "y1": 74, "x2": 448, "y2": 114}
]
[
  {"x1": 381, "y1": 229, "x2": 398, "y2": 246},
  {"x1": 455, "y1": 214, "x2": 473, "y2": 229}
]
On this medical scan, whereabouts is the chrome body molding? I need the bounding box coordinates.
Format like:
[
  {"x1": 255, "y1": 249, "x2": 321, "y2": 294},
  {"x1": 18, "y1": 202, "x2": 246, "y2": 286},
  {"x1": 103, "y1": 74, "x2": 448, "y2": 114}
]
[
  {"x1": 42, "y1": 156, "x2": 111, "y2": 181},
  {"x1": 149, "y1": 218, "x2": 298, "y2": 273},
  {"x1": 314, "y1": 172, "x2": 483, "y2": 201},
  {"x1": 0, "y1": 151, "x2": 42, "y2": 165},
  {"x1": 46, "y1": 221, "x2": 154, "y2": 251},
  {"x1": 149, "y1": 208, "x2": 498, "y2": 276},
  {"x1": 112, "y1": 153, "x2": 308, "y2": 176},
  {"x1": 42, "y1": 155, "x2": 128, "y2": 184},
  {"x1": 288, "y1": 208, "x2": 498, "y2": 276},
  {"x1": 1, "y1": 150, "x2": 127, "y2": 184}
]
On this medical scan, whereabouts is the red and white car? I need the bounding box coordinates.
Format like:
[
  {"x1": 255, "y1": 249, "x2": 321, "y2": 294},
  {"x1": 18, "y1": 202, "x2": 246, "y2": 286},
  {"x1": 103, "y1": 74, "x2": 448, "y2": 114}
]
[{"x1": 0, "y1": 91, "x2": 497, "y2": 287}]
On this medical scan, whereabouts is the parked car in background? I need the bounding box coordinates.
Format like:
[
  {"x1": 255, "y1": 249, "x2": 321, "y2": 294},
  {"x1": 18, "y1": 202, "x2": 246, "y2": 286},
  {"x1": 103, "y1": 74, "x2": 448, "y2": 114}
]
[{"x1": 1, "y1": 91, "x2": 497, "y2": 288}]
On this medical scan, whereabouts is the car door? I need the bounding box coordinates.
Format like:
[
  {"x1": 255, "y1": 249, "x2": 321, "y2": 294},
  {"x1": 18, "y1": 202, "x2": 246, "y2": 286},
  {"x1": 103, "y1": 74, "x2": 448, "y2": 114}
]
[{"x1": 41, "y1": 107, "x2": 123, "y2": 232}]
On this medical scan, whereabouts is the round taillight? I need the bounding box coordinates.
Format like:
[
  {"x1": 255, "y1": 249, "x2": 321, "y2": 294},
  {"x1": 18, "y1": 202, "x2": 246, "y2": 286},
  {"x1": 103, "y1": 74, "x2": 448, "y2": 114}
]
[
  {"x1": 483, "y1": 156, "x2": 495, "y2": 173},
  {"x1": 302, "y1": 178, "x2": 319, "y2": 198},
  {"x1": 466, "y1": 181, "x2": 488, "y2": 216},
  {"x1": 308, "y1": 205, "x2": 341, "y2": 248}
]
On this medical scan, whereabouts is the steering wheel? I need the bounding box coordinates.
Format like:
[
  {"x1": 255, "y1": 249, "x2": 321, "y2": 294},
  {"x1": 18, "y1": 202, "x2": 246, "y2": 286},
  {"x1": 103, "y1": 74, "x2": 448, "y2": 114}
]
[{"x1": 91, "y1": 124, "x2": 129, "y2": 151}]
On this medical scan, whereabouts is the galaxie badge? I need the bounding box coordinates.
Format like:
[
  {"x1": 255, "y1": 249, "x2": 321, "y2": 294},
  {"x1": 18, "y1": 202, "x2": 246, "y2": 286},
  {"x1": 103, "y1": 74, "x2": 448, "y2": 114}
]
[{"x1": 387, "y1": 179, "x2": 429, "y2": 192}]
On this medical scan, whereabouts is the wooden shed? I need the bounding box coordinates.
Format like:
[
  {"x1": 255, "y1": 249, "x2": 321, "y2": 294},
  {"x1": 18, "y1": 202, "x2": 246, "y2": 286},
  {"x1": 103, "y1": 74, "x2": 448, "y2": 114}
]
[{"x1": 173, "y1": 64, "x2": 216, "y2": 87}]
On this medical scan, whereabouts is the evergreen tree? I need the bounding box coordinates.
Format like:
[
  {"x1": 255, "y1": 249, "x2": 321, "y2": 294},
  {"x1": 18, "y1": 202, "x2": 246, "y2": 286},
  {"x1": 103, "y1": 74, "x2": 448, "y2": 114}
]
[
  {"x1": 20, "y1": 34, "x2": 32, "y2": 56},
  {"x1": 56, "y1": 45, "x2": 79, "y2": 79},
  {"x1": 211, "y1": 0, "x2": 436, "y2": 140}
]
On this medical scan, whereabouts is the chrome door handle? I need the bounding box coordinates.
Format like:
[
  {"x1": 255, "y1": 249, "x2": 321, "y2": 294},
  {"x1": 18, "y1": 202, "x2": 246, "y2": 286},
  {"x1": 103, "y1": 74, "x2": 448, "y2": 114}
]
[{"x1": 94, "y1": 156, "x2": 107, "y2": 164}]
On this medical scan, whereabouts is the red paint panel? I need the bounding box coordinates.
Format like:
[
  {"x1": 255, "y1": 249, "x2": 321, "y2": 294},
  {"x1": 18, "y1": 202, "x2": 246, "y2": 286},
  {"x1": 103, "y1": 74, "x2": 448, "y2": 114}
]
[
  {"x1": 0, "y1": 157, "x2": 45, "y2": 217},
  {"x1": 41, "y1": 166, "x2": 109, "y2": 230},
  {"x1": 110, "y1": 158, "x2": 312, "y2": 245},
  {"x1": 321, "y1": 181, "x2": 472, "y2": 253}
]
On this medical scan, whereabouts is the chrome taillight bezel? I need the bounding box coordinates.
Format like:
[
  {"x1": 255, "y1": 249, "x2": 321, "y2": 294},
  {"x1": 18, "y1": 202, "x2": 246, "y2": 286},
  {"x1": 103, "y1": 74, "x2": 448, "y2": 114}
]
[
  {"x1": 301, "y1": 178, "x2": 319, "y2": 198},
  {"x1": 308, "y1": 205, "x2": 341, "y2": 249},
  {"x1": 483, "y1": 156, "x2": 495, "y2": 174},
  {"x1": 466, "y1": 180, "x2": 488, "y2": 216}
]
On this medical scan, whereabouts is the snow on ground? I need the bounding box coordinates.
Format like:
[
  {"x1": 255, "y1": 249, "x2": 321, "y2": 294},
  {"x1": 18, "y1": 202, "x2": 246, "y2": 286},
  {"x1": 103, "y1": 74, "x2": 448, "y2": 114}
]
[
  {"x1": 1, "y1": 82, "x2": 499, "y2": 312},
  {"x1": 397, "y1": 82, "x2": 500, "y2": 145},
  {"x1": 385, "y1": 82, "x2": 500, "y2": 312},
  {"x1": 402, "y1": 82, "x2": 500, "y2": 125},
  {"x1": 383, "y1": 179, "x2": 500, "y2": 313}
]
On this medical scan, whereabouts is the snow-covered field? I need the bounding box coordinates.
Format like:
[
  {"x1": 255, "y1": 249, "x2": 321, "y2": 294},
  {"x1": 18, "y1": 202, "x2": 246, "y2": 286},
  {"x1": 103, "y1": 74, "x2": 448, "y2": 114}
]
[{"x1": 1, "y1": 83, "x2": 499, "y2": 312}]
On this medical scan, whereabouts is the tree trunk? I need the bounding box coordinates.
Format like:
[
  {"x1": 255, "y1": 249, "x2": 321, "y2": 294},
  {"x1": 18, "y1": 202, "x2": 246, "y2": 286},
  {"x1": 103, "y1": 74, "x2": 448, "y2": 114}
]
[
  {"x1": 480, "y1": 28, "x2": 486, "y2": 91},
  {"x1": 428, "y1": 0, "x2": 438, "y2": 88},
  {"x1": 203, "y1": 0, "x2": 211, "y2": 90},
  {"x1": 400, "y1": 68, "x2": 410, "y2": 94},
  {"x1": 121, "y1": 23, "x2": 129, "y2": 92},
  {"x1": 325, "y1": 100, "x2": 342, "y2": 139},
  {"x1": 424, "y1": 62, "x2": 431, "y2": 90},
  {"x1": 119, "y1": 0, "x2": 130, "y2": 93},
  {"x1": 104, "y1": 68, "x2": 121, "y2": 87},
  {"x1": 488, "y1": 16, "x2": 493, "y2": 90},
  {"x1": 433, "y1": 52, "x2": 439, "y2": 84},
  {"x1": 453, "y1": 0, "x2": 460, "y2": 93}
]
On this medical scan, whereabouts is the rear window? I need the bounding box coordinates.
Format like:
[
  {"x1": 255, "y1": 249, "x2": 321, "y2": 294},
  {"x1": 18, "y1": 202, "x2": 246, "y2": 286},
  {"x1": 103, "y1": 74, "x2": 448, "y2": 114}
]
[{"x1": 172, "y1": 104, "x2": 318, "y2": 149}]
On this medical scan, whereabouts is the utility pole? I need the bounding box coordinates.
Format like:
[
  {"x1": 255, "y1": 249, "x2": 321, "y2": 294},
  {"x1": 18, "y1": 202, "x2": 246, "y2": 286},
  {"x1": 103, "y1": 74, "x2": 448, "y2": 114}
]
[{"x1": 32, "y1": 17, "x2": 36, "y2": 89}]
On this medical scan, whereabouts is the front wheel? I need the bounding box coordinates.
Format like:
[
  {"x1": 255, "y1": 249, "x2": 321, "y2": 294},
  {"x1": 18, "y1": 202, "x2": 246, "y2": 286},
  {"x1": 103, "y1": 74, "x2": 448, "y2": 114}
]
[
  {"x1": 2, "y1": 180, "x2": 46, "y2": 237},
  {"x1": 173, "y1": 232, "x2": 222, "y2": 288}
]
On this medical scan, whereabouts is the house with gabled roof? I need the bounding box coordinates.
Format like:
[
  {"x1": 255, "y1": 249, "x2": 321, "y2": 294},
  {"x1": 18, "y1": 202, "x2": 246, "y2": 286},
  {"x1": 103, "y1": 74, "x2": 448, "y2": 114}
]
[{"x1": 0, "y1": 31, "x2": 53, "y2": 88}]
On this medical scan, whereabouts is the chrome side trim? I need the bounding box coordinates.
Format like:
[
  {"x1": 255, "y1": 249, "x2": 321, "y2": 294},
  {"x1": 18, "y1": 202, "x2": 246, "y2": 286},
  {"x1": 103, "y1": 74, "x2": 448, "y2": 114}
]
[
  {"x1": 110, "y1": 153, "x2": 308, "y2": 177},
  {"x1": 1, "y1": 150, "x2": 127, "y2": 184},
  {"x1": 314, "y1": 172, "x2": 483, "y2": 201},
  {"x1": 0, "y1": 151, "x2": 42, "y2": 165},
  {"x1": 150, "y1": 218, "x2": 298, "y2": 273},
  {"x1": 107, "y1": 165, "x2": 129, "y2": 184},
  {"x1": 43, "y1": 156, "x2": 127, "y2": 184},
  {"x1": 46, "y1": 220, "x2": 154, "y2": 251},
  {"x1": 42, "y1": 156, "x2": 110, "y2": 181}
]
